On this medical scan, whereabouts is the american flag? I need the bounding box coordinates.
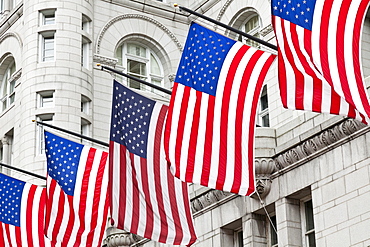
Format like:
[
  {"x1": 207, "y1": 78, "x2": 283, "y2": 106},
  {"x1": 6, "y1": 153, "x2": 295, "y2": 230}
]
[
  {"x1": 272, "y1": 0, "x2": 370, "y2": 123},
  {"x1": 109, "y1": 80, "x2": 197, "y2": 246},
  {"x1": 44, "y1": 131, "x2": 109, "y2": 247},
  {"x1": 164, "y1": 22, "x2": 276, "y2": 196},
  {"x1": 0, "y1": 173, "x2": 51, "y2": 247}
]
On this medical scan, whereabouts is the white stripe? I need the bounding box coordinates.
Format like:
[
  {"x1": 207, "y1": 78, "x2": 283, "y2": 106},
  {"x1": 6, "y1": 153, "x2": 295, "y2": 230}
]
[
  {"x1": 32, "y1": 187, "x2": 43, "y2": 247},
  {"x1": 55, "y1": 187, "x2": 70, "y2": 246},
  {"x1": 67, "y1": 146, "x2": 90, "y2": 246},
  {"x1": 223, "y1": 46, "x2": 254, "y2": 192},
  {"x1": 168, "y1": 84, "x2": 185, "y2": 176},
  {"x1": 239, "y1": 53, "x2": 272, "y2": 195},
  {"x1": 192, "y1": 93, "x2": 209, "y2": 184},
  {"x1": 173, "y1": 179, "x2": 190, "y2": 245},
  {"x1": 326, "y1": 0, "x2": 345, "y2": 99},
  {"x1": 160, "y1": 147, "x2": 173, "y2": 243},
  {"x1": 180, "y1": 88, "x2": 197, "y2": 181},
  {"x1": 80, "y1": 150, "x2": 103, "y2": 246},
  {"x1": 146, "y1": 103, "x2": 162, "y2": 241},
  {"x1": 344, "y1": 0, "x2": 369, "y2": 115},
  {"x1": 208, "y1": 42, "x2": 243, "y2": 189},
  {"x1": 111, "y1": 142, "x2": 121, "y2": 226},
  {"x1": 274, "y1": 17, "x2": 297, "y2": 109},
  {"x1": 92, "y1": 152, "x2": 109, "y2": 244},
  {"x1": 20, "y1": 183, "x2": 31, "y2": 245},
  {"x1": 123, "y1": 148, "x2": 133, "y2": 232},
  {"x1": 8, "y1": 225, "x2": 17, "y2": 246},
  {"x1": 1, "y1": 223, "x2": 10, "y2": 247},
  {"x1": 311, "y1": 0, "x2": 325, "y2": 72},
  {"x1": 134, "y1": 153, "x2": 147, "y2": 236}
]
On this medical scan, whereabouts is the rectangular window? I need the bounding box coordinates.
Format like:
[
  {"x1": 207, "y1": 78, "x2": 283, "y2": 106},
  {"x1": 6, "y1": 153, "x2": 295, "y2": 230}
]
[
  {"x1": 81, "y1": 40, "x2": 90, "y2": 68},
  {"x1": 82, "y1": 14, "x2": 91, "y2": 33},
  {"x1": 37, "y1": 114, "x2": 54, "y2": 154},
  {"x1": 38, "y1": 91, "x2": 54, "y2": 108},
  {"x1": 40, "y1": 33, "x2": 55, "y2": 62},
  {"x1": 81, "y1": 95, "x2": 91, "y2": 114},
  {"x1": 304, "y1": 200, "x2": 316, "y2": 247},
  {"x1": 270, "y1": 216, "x2": 278, "y2": 247},
  {"x1": 40, "y1": 9, "x2": 56, "y2": 26}
]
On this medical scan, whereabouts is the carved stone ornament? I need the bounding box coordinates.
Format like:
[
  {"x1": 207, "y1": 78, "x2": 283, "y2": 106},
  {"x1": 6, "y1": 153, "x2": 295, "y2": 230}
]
[
  {"x1": 260, "y1": 24, "x2": 274, "y2": 37},
  {"x1": 254, "y1": 158, "x2": 276, "y2": 198},
  {"x1": 274, "y1": 118, "x2": 366, "y2": 170},
  {"x1": 191, "y1": 190, "x2": 232, "y2": 213},
  {"x1": 105, "y1": 227, "x2": 142, "y2": 247},
  {"x1": 93, "y1": 54, "x2": 118, "y2": 67},
  {"x1": 167, "y1": 73, "x2": 176, "y2": 83}
]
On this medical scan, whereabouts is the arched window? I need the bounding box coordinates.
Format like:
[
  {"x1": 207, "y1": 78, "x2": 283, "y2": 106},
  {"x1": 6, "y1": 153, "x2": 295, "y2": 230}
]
[
  {"x1": 0, "y1": 59, "x2": 16, "y2": 111},
  {"x1": 240, "y1": 14, "x2": 261, "y2": 48},
  {"x1": 115, "y1": 43, "x2": 164, "y2": 91}
]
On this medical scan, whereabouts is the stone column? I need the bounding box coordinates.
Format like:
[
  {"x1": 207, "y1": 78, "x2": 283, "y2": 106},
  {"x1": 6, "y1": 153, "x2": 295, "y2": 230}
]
[
  {"x1": 275, "y1": 198, "x2": 302, "y2": 247},
  {"x1": 243, "y1": 214, "x2": 267, "y2": 247}
]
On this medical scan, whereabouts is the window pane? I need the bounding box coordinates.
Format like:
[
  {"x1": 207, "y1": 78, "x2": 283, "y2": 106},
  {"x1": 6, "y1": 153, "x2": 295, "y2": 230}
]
[
  {"x1": 245, "y1": 15, "x2": 259, "y2": 33},
  {"x1": 127, "y1": 44, "x2": 146, "y2": 57},
  {"x1": 43, "y1": 37, "x2": 54, "y2": 61},
  {"x1": 237, "y1": 231, "x2": 243, "y2": 247},
  {"x1": 270, "y1": 216, "x2": 278, "y2": 245},
  {"x1": 305, "y1": 200, "x2": 315, "y2": 231},
  {"x1": 44, "y1": 15, "x2": 55, "y2": 25},
  {"x1": 150, "y1": 54, "x2": 161, "y2": 75},
  {"x1": 308, "y1": 232, "x2": 316, "y2": 247},
  {"x1": 128, "y1": 78, "x2": 141, "y2": 89},
  {"x1": 128, "y1": 60, "x2": 146, "y2": 76},
  {"x1": 115, "y1": 45, "x2": 123, "y2": 66}
]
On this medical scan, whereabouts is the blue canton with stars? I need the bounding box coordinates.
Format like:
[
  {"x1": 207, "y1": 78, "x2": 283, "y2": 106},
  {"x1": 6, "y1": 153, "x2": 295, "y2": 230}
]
[
  {"x1": 110, "y1": 80, "x2": 155, "y2": 159},
  {"x1": 272, "y1": 0, "x2": 316, "y2": 30},
  {"x1": 0, "y1": 174, "x2": 25, "y2": 227},
  {"x1": 45, "y1": 131, "x2": 83, "y2": 196},
  {"x1": 175, "y1": 22, "x2": 235, "y2": 96}
]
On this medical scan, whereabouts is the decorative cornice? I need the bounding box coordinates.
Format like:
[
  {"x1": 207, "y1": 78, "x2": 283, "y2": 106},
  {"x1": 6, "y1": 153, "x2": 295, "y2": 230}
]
[
  {"x1": 191, "y1": 189, "x2": 236, "y2": 215},
  {"x1": 10, "y1": 68, "x2": 21, "y2": 82},
  {"x1": 216, "y1": 0, "x2": 234, "y2": 23},
  {"x1": 273, "y1": 118, "x2": 366, "y2": 170},
  {"x1": 97, "y1": 14, "x2": 183, "y2": 54},
  {"x1": 93, "y1": 54, "x2": 118, "y2": 67},
  {"x1": 105, "y1": 227, "x2": 143, "y2": 247}
]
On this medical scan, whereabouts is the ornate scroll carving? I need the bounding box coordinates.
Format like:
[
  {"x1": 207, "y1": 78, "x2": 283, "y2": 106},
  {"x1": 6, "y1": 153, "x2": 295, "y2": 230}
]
[{"x1": 105, "y1": 227, "x2": 142, "y2": 247}]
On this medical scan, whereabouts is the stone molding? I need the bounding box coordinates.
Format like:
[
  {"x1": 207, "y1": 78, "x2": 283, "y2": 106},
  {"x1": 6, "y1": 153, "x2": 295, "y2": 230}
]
[
  {"x1": 260, "y1": 24, "x2": 273, "y2": 37},
  {"x1": 0, "y1": 32, "x2": 22, "y2": 48},
  {"x1": 93, "y1": 54, "x2": 118, "y2": 67},
  {"x1": 273, "y1": 118, "x2": 367, "y2": 170},
  {"x1": 96, "y1": 14, "x2": 183, "y2": 54},
  {"x1": 215, "y1": 0, "x2": 234, "y2": 23},
  {"x1": 105, "y1": 227, "x2": 143, "y2": 247}
]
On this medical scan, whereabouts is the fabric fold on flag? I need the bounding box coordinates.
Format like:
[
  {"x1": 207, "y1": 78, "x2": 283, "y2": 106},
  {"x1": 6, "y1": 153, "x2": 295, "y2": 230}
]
[
  {"x1": 164, "y1": 22, "x2": 276, "y2": 196},
  {"x1": 0, "y1": 173, "x2": 51, "y2": 247},
  {"x1": 44, "y1": 131, "x2": 109, "y2": 247},
  {"x1": 109, "y1": 80, "x2": 197, "y2": 246},
  {"x1": 272, "y1": 0, "x2": 370, "y2": 124}
]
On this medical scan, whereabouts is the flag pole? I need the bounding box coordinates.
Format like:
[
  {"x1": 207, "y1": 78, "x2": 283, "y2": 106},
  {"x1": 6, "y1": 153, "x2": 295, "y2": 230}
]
[
  {"x1": 99, "y1": 65, "x2": 172, "y2": 95},
  {"x1": 175, "y1": 4, "x2": 278, "y2": 51},
  {"x1": 33, "y1": 120, "x2": 109, "y2": 147},
  {"x1": 0, "y1": 162, "x2": 46, "y2": 180}
]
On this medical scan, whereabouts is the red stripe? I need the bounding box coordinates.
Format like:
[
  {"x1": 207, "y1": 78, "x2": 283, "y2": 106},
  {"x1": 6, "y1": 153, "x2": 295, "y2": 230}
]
[
  {"x1": 303, "y1": 29, "x2": 323, "y2": 112},
  {"x1": 185, "y1": 90, "x2": 202, "y2": 182},
  {"x1": 4, "y1": 224, "x2": 13, "y2": 247},
  {"x1": 26, "y1": 185, "x2": 36, "y2": 246},
  {"x1": 216, "y1": 45, "x2": 249, "y2": 191},
  {"x1": 180, "y1": 182, "x2": 197, "y2": 245},
  {"x1": 98, "y1": 194, "x2": 110, "y2": 246},
  {"x1": 118, "y1": 145, "x2": 127, "y2": 229},
  {"x1": 51, "y1": 187, "x2": 65, "y2": 243},
  {"x1": 153, "y1": 105, "x2": 169, "y2": 242},
  {"x1": 14, "y1": 224, "x2": 22, "y2": 247},
  {"x1": 175, "y1": 86, "x2": 191, "y2": 178},
  {"x1": 129, "y1": 152, "x2": 140, "y2": 234},
  {"x1": 0, "y1": 224, "x2": 5, "y2": 247},
  {"x1": 44, "y1": 177, "x2": 55, "y2": 235},
  {"x1": 231, "y1": 50, "x2": 263, "y2": 194},
  {"x1": 58, "y1": 196, "x2": 74, "y2": 246},
  {"x1": 319, "y1": 0, "x2": 334, "y2": 87},
  {"x1": 86, "y1": 151, "x2": 109, "y2": 245},
  {"x1": 200, "y1": 95, "x2": 215, "y2": 186},
  {"x1": 335, "y1": 0, "x2": 356, "y2": 110},
  {"x1": 277, "y1": 49, "x2": 288, "y2": 108},
  {"x1": 74, "y1": 148, "x2": 96, "y2": 247},
  {"x1": 353, "y1": 0, "x2": 370, "y2": 117},
  {"x1": 166, "y1": 167, "x2": 184, "y2": 245},
  {"x1": 108, "y1": 141, "x2": 115, "y2": 226},
  {"x1": 164, "y1": 83, "x2": 178, "y2": 163},
  {"x1": 38, "y1": 189, "x2": 47, "y2": 247},
  {"x1": 140, "y1": 157, "x2": 154, "y2": 239},
  {"x1": 248, "y1": 55, "x2": 277, "y2": 196}
]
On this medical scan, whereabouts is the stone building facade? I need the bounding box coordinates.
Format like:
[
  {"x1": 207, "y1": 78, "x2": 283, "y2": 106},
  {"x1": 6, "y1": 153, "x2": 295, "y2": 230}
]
[{"x1": 0, "y1": 0, "x2": 370, "y2": 246}]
